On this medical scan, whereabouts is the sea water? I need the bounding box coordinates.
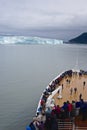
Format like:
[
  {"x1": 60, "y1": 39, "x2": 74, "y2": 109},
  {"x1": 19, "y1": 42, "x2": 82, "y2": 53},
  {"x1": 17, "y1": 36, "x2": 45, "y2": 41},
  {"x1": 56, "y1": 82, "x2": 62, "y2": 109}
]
[{"x1": 0, "y1": 44, "x2": 87, "y2": 130}]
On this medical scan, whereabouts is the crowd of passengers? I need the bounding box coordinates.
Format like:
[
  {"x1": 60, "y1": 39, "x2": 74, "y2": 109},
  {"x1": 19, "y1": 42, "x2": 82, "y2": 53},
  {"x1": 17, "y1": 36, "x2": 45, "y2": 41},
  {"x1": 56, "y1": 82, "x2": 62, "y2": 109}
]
[
  {"x1": 27, "y1": 99, "x2": 87, "y2": 130},
  {"x1": 26, "y1": 70, "x2": 87, "y2": 130},
  {"x1": 37, "y1": 69, "x2": 87, "y2": 113}
]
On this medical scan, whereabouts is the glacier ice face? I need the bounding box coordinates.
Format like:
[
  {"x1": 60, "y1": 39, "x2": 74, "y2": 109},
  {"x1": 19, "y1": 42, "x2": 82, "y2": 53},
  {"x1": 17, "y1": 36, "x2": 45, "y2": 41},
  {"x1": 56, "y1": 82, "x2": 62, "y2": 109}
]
[{"x1": 0, "y1": 36, "x2": 63, "y2": 45}]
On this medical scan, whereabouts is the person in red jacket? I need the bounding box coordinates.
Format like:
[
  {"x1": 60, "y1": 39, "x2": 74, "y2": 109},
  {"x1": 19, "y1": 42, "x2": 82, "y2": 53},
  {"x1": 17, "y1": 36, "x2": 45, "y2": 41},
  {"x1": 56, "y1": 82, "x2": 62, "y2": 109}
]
[{"x1": 67, "y1": 101, "x2": 73, "y2": 118}]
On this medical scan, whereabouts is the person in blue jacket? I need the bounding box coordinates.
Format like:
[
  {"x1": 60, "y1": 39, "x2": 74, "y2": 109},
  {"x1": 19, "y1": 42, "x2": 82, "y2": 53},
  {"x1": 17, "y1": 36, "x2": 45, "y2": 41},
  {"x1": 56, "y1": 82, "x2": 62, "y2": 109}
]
[{"x1": 26, "y1": 126, "x2": 31, "y2": 130}]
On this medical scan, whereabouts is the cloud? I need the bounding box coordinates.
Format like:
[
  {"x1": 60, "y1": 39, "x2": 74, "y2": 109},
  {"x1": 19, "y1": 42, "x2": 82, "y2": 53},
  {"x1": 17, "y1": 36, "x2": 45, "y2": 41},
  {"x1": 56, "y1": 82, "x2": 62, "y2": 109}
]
[{"x1": 0, "y1": 0, "x2": 87, "y2": 40}]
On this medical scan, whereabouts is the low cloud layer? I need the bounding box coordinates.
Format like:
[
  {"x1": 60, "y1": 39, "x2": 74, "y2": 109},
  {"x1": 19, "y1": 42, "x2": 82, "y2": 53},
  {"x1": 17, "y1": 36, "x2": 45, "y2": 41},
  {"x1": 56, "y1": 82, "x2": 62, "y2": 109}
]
[{"x1": 0, "y1": 0, "x2": 87, "y2": 40}]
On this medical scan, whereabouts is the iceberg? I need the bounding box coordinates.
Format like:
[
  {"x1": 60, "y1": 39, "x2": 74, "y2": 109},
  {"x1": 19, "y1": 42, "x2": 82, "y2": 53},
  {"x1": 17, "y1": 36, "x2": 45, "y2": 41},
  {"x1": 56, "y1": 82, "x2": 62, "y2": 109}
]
[{"x1": 0, "y1": 36, "x2": 63, "y2": 45}]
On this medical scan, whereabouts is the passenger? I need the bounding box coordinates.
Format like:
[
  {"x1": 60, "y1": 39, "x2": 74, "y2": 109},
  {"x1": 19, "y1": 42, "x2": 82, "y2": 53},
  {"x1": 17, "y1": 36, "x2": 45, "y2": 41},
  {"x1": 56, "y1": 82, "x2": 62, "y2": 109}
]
[
  {"x1": 47, "y1": 86, "x2": 52, "y2": 93},
  {"x1": 55, "y1": 105, "x2": 61, "y2": 118},
  {"x1": 79, "y1": 93, "x2": 82, "y2": 100},
  {"x1": 71, "y1": 100, "x2": 76, "y2": 117},
  {"x1": 33, "y1": 120, "x2": 40, "y2": 130},
  {"x1": 41, "y1": 112, "x2": 46, "y2": 123},
  {"x1": 51, "y1": 115, "x2": 58, "y2": 130},
  {"x1": 83, "y1": 81, "x2": 86, "y2": 89},
  {"x1": 40, "y1": 99, "x2": 45, "y2": 106},
  {"x1": 51, "y1": 81, "x2": 56, "y2": 89},
  {"x1": 83, "y1": 81, "x2": 86, "y2": 86},
  {"x1": 29, "y1": 121, "x2": 36, "y2": 130},
  {"x1": 72, "y1": 100, "x2": 76, "y2": 109},
  {"x1": 37, "y1": 106, "x2": 42, "y2": 114},
  {"x1": 74, "y1": 87, "x2": 77, "y2": 94},
  {"x1": 80, "y1": 99, "x2": 87, "y2": 120},
  {"x1": 50, "y1": 98, "x2": 55, "y2": 106},
  {"x1": 40, "y1": 99, "x2": 45, "y2": 108},
  {"x1": 60, "y1": 107, "x2": 66, "y2": 119},
  {"x1": 45, "y1": 107, "x2": 52, "y2": 115},
  {"x1": 33, "y1": 112, "x2": 46, "y2": 130},
  {"x1": 49, "y1": 84, "x2": 53, "y2": 92},
  {"x1": 67, "y1": 101, "x2": 73, "y2": 118},
  {"x1": 26, "y1": 126, "x2": 32, "y2": 130},
  {"x1": 68, "y1": 80, "x2": 71, "y2": 84},
  {"x1": 36, "y1": 121, "x2": 45, "y2": 130},
  {"x1": 62, "y1": 84, "x2": 63, "y2": 90},
  {"x1": 55, "y1": 78, "x2": 59, "y2": 84},
  {"x1": 70, "y1": 88, "x2": 73, "y2": 95},
  {"x1": 51, "y1": 108, "x2": 56, "y2": 117},
  {"x1": 36, "y1": 112, "x2": 46, "y2": 123},
  {"x1": 42, "y1": 94, "x2": 47, "y2": 103},
  {"x1": 66, "y1": 79, "x2": 69, "y2": 83},
  {"x1": 76, "y1": 101, "x2": 81, "y2": 108},
  {"x1": 43, "y1": 90, "x2": 49, "y2": 96},
  {"x1": 61, "y1": 102, "x2": 68, "y2": 118},
  {"x1": 45, "y1": 114, "x2": 52, "y2": 130}
]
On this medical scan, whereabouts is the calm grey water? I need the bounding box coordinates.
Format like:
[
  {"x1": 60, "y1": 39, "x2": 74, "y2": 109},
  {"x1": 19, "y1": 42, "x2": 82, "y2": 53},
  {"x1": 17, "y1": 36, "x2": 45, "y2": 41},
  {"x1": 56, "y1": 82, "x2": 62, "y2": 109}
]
[{"x1": 0, "y1": 44, "x2": 87, "y2": 130}]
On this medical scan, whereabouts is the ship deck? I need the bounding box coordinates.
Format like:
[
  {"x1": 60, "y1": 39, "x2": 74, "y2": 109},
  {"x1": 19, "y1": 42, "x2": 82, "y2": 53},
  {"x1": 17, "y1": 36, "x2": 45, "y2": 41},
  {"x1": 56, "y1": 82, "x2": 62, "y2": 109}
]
[
  {"x1": 29, "y1": 70, "x2": 87, "y2": 130},
  {"x1": 53, "y1": 72, "x2": 87, "y2": 107}
]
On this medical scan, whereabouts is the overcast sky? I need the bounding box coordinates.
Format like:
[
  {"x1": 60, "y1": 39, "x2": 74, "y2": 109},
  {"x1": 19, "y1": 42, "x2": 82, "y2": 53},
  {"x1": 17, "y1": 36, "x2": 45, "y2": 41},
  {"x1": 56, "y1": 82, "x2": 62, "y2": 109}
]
[{"x1": 0, "y1": 0, "x2": 87, "y2": 41}]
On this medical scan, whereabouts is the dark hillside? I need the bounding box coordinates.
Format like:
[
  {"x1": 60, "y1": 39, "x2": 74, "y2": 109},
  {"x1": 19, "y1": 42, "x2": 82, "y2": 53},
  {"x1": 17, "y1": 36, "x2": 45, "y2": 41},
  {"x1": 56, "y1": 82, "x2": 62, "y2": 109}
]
[{"x1": 69, "y1": 33, "x2": 87, "y2": 44}]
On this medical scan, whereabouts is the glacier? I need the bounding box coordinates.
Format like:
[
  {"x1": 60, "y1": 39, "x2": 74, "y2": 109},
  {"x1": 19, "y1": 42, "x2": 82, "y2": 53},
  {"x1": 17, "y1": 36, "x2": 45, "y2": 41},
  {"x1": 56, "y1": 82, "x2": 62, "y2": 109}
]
[{"x1": 0, "y1": 36, "x2": 63, "y2": 45}]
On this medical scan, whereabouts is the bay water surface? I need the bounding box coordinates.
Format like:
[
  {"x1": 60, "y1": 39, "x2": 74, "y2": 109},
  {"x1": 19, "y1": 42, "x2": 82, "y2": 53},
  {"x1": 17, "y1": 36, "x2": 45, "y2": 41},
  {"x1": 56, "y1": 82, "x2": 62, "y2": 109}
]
[{"x1": 0, "y1": 44, "x2": 87, "y2": 130}]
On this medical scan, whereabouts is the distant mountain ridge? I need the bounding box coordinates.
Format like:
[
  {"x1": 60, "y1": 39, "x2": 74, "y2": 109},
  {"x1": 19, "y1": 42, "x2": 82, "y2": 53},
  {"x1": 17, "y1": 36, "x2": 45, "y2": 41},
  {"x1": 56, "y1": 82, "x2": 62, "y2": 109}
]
[{"x1": 69, "y1": 32, "x2": 87, "y2": 44}]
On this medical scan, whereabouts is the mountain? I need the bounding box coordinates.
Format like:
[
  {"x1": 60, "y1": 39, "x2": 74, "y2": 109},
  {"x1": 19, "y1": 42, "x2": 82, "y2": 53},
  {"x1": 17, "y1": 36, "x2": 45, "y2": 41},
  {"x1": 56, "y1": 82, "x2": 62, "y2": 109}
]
[{"x1": 69, "y1": 32, "x2": 87, "y2": 44}]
